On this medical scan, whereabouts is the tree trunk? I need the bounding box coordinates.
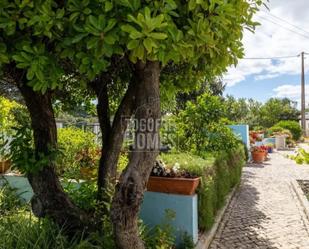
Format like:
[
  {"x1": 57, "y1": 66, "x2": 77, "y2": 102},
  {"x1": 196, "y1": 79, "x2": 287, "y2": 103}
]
[
  {"x1": 111, "y1": 61, "x2": 161, "y2": 249},
  {"x1": 91, "y1": 75, "x2": 137, "y2": 199},
  {"x1": 18, "y1": 83, "x2": 91, "y2": 234}
]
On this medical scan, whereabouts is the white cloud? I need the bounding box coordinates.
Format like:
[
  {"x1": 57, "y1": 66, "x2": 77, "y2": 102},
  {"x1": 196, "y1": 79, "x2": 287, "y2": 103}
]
[
  {"x1": 272, "y1": 84, "x2": 309, "y2": 108},
  {"x1": 224, "y1": 0, "x2": 309, "y2": 87},
  {"x1": 254, "y1": 73, "x2": 280, "y2": 80}
]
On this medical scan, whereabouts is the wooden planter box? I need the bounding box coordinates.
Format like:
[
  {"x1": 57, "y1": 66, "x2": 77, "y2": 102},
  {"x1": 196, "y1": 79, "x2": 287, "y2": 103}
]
[
  {"x1": 0, "y1": 160, "x2": 11, "y2": 174},
  {"x1": 147, "y1": 176, "x2": 200, "y2": 195}
]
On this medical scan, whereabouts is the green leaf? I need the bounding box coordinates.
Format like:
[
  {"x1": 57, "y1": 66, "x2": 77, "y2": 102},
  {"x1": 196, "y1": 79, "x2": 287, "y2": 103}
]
[
  {"x1": 130, "y1": 30, "x2": 143, "y2": 39},
  {"x1": 143, "y1": 37, "x2": 154, "y2": 53},
  {"x1": 12, "y1": 55, "x2": 27, "y2": 63},
  {"x1": 144, "y1": 7, "x2": 151, "y2": 21},
  {"x1": 104, "y1": 34, "x2": 117, "y2": 45},
  {"x1": 127, "y1": 40, "x2": 139, "y2": 50},
  {"x1": 121, "y1": 24, "x2": 144, "y2": 39},
  {"x1": 87, "y1": 37, "x2": 98, "y2": 49},
  {"x1": 134, "y1": 44, "x2": 144, "y2": 59},
  {"x1": 0, "y1": 54, "x2": 9, "y2": 63},
  {"x1": 121, "y1": 24, "x2": 138, "y2": 33},
  {"x1": 71, "y1": 33, "x2": 88, "y2": 43},
  {"x1": 148, "y1": 32, "x2": 167, "y2": 40},
  {"x1": 89, "y1": 15, "x2": 99, "y2": 29},
  {"x1": 26, "y1": 69, "x2": 34, "y2": 80},
  {"x1": 104, "y1": 19, "x2": 117, "y2": 33},
  {"x1": 35, "y1": 70, "x2": 44, "y2": 82},
  {"x1": 105, "y1": 1, "x2": 113, "y2": 12},
  {"x1": 188, "y1": 0, "x2": 196, "y2": 10}
]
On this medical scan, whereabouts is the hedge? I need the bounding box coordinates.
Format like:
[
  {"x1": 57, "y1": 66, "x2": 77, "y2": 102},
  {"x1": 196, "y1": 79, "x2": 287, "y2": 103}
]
[
  {"x1": 270, "y1": 120, "x2": 302, "y2": 141},
  {"x1": 160, "y1": 144, "x2": 245, "y2": 231}
]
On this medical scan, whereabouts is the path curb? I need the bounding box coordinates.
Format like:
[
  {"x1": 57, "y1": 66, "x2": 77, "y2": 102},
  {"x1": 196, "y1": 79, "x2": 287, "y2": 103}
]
[
  {"x1": 195, "y1": 186, "x2": 237, "y2": 249},
  {"x1": 291, "y1": 180, "x2": 309, "y2": 222}
]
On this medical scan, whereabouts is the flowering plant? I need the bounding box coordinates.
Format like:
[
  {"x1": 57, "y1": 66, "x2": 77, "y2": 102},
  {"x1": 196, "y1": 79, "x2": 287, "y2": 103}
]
[
  {"x1": 251, "y1": 146, "x2": 267, "y2": 153},
  {"x1": 151, "y1": 160, "x2": 197, "y2": 178}
]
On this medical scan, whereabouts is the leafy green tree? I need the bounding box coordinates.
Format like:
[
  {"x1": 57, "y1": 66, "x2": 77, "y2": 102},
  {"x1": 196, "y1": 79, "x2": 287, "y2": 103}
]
[
  {"x1": 175, "y1": 93, "x2": 238, "y2": 155},
  {"x1": 0, "y1": 0, "x2": 262, "y2": 247},
  {"x1": 225, "y1": 95, "x2": 249, "y2": 123},
  {"x1": 176, "y1": 78, "x2": 225, "y2": 111},
  {"x1": 259, "y1": 98, "x2": 299, "y2": 128}
]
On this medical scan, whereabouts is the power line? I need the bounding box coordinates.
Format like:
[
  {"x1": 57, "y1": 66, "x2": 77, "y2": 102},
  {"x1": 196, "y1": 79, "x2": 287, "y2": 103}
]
[
  {"x1": 258, "y1": 16, "x2": 309, "y2": 40},
  {"x1": 261, "y1": 10, "x2": 309, "y2": 36}
]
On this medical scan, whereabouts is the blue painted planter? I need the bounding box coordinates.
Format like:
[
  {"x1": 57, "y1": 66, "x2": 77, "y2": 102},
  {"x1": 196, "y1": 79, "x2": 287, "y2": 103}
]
[
  {"x1": 1, "y1": 175, "x2": 198, "y2": 247},
  {"x1": 140, "y1": 191, "x2": 198, "y2": 246}
]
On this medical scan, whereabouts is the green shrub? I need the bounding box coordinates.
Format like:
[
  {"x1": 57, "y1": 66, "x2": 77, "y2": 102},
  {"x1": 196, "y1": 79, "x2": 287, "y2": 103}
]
[
  {"x1": 169, "y1": 93, "x2": 239, "y2": 154},
  {"x1": 271, "y1": 120, "x2": 302, "y2": 141},
  {"x1": 0, "y1": 97, "x2": 21, "y2": 136},
  {"x1": 160, "y1": 144, "x2": 245, "y2": 231},
  {"x1": 0, "y1": 182, "x2": 26, "y2": 216},
  {"x1": 57, "y1": 127, "x2": 98, "y2": 177},
  {"x1": 289, "y1": 148, "x2": 309, "y2": 165}
]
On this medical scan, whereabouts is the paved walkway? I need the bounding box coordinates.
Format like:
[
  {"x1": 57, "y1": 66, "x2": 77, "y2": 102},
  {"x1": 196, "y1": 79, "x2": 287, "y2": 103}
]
[{"x1": 209, "y1": 152, "x2": 309, "y2": 249}]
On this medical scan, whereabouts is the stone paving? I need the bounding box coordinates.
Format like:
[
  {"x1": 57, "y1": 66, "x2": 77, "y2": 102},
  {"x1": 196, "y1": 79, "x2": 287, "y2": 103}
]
[{"x1": 209, "y1": 152, "x2": 309, "y2": 249}]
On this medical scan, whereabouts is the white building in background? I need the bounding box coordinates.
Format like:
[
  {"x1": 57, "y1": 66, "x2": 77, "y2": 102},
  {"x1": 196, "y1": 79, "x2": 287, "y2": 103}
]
[{"x1": 298, "y1": 113, "x2": 309, "y2": 136}]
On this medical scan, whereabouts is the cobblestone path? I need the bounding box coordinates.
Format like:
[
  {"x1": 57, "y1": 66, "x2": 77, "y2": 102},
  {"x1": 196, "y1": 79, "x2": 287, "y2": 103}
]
[{"x1": 209, "y1": 152, "x2": 309, "y2": 249}]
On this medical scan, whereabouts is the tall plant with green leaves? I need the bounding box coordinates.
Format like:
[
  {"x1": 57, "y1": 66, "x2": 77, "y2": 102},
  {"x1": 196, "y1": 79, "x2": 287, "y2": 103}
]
[
  {"x1": 0, "y1": 0, "x2": 262, "y2": 247},
  {"x1": 175, "y1": 93, "x2": 239, "y2": 155}
]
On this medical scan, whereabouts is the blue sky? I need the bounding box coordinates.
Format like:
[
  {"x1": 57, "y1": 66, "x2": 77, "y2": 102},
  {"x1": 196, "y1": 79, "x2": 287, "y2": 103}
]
[
  {"x1": 222, "y1": 0, "x2": 309, "y2": 108},
  {"x1": 225, "y1": 73, "x2": 302, "y2": 103}
]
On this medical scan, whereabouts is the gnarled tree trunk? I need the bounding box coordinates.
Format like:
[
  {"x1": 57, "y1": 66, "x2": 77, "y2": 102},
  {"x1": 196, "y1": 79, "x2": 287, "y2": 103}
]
[
  {"x1": 111, "y1": 61, "x2": 161, "y2": 249},
  {"x1": 18, "y1": 82, "x2": 91, "y2": 234}
]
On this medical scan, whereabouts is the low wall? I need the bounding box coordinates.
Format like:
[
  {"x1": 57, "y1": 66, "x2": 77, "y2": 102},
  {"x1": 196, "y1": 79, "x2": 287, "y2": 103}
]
[
  {"x1": 1, "y1": 175, "x2": 198, "y2": 246},
  {"x1": 140, "y1": 191, "x2": 198, "y2": 245},
  {"x1": 0, "y1": 175, "x2": 33, "y2": 202},
  {"x1": 228, "y1": 124, "x2": 250, "y2": 149}
]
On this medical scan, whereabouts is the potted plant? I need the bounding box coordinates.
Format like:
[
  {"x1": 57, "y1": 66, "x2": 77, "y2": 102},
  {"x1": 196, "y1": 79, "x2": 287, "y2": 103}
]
[
  {"x1": 251, "y1": 146, "x2": 266, "y2": 163},
  {"x1": 147, "y1": 160, "x2": 200, "y2": 195},
  {"x1": 260, "y1": 145, "x2": 269, "y2": 158},
  {"x1": 266, "y1": 143, "x2": 274, "y2": 153}
]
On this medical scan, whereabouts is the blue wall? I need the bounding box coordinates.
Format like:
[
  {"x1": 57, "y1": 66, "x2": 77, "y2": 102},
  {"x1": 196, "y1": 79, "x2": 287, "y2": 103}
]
[
  {"x1": 228, "y1": 124, "x2": 250, "y2": 149},
  {"x1": 140, "y1": 191, "x2": 198, "y2": 245},
  {"x1": 0, "y1": 175, "x2": 33, "y2": 202}
]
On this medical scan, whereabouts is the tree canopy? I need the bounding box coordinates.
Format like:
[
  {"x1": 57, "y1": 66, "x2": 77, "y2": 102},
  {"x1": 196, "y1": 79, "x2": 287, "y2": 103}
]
[{"x1": 1, "y1": 0, "x2": 261, "y2": 91}]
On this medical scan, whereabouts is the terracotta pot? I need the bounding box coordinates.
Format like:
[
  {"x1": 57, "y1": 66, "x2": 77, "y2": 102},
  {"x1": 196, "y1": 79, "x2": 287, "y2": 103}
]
[
  {"x1": 251, "y1": 151, "x2": 265, "y2": 163},
  {"x1": 0, "y1": 160, "x2": 11, "y2": 174},
  {"x1": 147, "y1": 176, "x2": 200, "y2": 195}
]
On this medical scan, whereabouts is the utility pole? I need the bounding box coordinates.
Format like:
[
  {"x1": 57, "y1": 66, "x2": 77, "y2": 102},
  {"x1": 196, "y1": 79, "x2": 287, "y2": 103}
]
[{"x1": 301, "y1": 51, "x2": 306, "y2": 135}]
